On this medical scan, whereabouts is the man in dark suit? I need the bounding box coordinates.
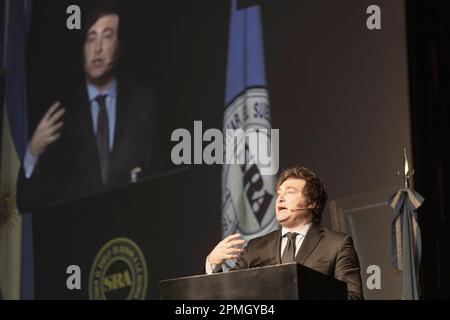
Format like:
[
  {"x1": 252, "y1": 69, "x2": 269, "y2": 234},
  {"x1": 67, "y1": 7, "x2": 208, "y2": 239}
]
[
  {"x1": 16, "y1": 1, "x2": 162, "y2": 213},
  {"x1": 206, "y1": 166, "x2": 363, "y2": 300}
]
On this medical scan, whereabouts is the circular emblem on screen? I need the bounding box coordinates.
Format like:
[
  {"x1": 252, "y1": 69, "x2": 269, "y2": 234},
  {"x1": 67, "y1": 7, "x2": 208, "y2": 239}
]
[
  {"x1": 89, "y1": 238, "x2": 147, "y2": 300},
  {"x1": 222, "y1": 87, "x2": 277, "y2": 238}
]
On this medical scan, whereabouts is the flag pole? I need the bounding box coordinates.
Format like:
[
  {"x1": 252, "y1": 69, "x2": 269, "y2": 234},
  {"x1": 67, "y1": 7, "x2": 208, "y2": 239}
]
[{"x1": 389, "y1": 147, "x2": 423, "y2": 299}]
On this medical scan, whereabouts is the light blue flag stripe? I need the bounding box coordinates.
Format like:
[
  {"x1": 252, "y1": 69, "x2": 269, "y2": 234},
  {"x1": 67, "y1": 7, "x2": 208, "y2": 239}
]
[{"x1": 388, "y1": 189, "x2": 423, "y2": 300}]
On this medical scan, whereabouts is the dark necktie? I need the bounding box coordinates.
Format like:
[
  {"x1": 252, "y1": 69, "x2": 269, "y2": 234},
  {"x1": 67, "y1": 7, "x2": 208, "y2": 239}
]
[
  {"x1": 281, "y1": 232, "x2": 298, "y2": 264},
  {"x1": 95, "y1": 94, "x2": 109, "y2": 184}
]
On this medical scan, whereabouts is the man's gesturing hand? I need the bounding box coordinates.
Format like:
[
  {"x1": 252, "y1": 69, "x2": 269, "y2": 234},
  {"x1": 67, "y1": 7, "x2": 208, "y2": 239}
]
[
  {"x1": 207, "y1": 233, "x2": 246, "y2": 265},
  {"x1": 28, "y1": 102, "x2": 65, "y2": 158}
]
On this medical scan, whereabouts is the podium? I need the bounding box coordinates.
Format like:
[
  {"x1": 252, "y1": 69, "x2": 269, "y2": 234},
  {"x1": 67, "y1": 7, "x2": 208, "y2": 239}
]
[
  {"x1": 159, "y1": 263, "x2": 348, "y2": 300},
  {"x1": 32, "y1": 166, "x2": 221, "y2": 299}
]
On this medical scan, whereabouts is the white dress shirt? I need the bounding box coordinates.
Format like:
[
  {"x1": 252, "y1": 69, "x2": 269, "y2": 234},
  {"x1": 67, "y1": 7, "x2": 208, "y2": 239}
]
[{"x1": 280, "y1": 222, "x2": 312, "y2": 258}]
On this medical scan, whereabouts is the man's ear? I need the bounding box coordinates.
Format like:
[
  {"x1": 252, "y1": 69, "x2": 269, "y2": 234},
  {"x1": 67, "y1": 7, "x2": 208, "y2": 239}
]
[{"x1": 307, "y1": 202, "x2": 316, "y2": 210}]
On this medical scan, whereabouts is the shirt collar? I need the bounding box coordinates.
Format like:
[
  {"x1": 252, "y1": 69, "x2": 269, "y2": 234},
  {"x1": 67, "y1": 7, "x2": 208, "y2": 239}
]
[
  {"x1": 281, "y1": 221, "x2": 313, "y2": 238},
  {"x1": 86, "y1": 78, "x2": 117, "y2": 103}
]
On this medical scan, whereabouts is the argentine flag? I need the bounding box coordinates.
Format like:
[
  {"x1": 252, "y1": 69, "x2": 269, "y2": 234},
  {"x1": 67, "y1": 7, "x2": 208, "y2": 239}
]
[
  {"x1": 0, "y1": 0, "x2": 34, "y2": 300},
  {"x1": 222, "y1": 0, "x2": 278, "y2": 268}
]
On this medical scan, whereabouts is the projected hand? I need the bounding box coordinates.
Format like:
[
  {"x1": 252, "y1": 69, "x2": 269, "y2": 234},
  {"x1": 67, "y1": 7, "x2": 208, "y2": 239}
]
[
  {"x1": 28, "y1": 102, "x2": 65, "y2": 158},
  {"x1": 207, "y1": 233, "x2": 246, "y2": 265}
]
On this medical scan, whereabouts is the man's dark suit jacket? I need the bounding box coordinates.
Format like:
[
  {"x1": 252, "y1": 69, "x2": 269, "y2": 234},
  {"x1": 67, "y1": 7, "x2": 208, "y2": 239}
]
[
  {"x1": 231, "y1": 224, "x2": 364, "y2": 300},
  {"x1": 16, "y1": 78, "x2": 164, "y2": 213}
]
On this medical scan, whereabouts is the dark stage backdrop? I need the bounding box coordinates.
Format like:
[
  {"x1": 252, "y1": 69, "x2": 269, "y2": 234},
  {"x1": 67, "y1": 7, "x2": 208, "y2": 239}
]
[
  {"x1": 25, "y1": 0, "x2": 415, "y2": 299},
  {"x1": 263, "y1": 0, "x2": 412, "y2": 299}
]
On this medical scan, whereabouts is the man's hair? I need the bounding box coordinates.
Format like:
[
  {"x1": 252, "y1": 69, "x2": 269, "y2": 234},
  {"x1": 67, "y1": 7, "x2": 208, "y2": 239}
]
[
  {"x1": 276, "y1": 166, "x2": 328, "y2": 224},
  {"x1": 83, "y1": 0, "x2": 120, "y2": 36}
]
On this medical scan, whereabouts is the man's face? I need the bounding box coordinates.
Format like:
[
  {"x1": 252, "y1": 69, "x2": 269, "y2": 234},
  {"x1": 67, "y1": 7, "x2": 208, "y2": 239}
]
[
  {"x1": 84, "y1": 14, "x2": 119, "y2": 83},
  {"x1": 275, "y1": 178, "x2": 314, "y2": 228}
]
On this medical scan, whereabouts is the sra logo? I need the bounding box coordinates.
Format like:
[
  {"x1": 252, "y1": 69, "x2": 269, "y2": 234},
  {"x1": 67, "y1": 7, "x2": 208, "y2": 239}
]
[
  {"x1": 89, "y1": 238, "x2": 147, "y2": 300},
  {"x1": 103, "y1": 270, "x2": 133, "y2": 293}
]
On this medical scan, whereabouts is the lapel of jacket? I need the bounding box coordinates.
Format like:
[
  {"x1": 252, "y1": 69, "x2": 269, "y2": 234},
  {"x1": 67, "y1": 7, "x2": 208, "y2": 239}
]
[
  {"x1": 296, "y1": 223, "x2": 324, "y2": 264},
  {"x1": 72, "y1": 83, "x2": 104, "y2": 189},
  {"x1": 273, "y1": 228, "x2": 283, "y2": 264}
]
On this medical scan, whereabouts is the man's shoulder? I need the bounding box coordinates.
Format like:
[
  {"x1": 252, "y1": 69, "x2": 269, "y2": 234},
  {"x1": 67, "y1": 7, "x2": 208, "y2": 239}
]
[
  {"x1": 321, "y1": 226, "x2": 348, "y2": 239},
  {"x1": 118, "y1": 77, "x2": 155, "y2": 99},
  {"x1": 318, "y1": 225, "x2": 353, "y2": 247}
]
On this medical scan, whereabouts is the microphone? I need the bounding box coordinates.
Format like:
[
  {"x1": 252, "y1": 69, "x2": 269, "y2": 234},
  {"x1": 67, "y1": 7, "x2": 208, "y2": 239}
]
[{"x1": 288, "y1": 207, "x2": 311, "y2": 212}]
